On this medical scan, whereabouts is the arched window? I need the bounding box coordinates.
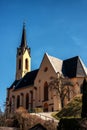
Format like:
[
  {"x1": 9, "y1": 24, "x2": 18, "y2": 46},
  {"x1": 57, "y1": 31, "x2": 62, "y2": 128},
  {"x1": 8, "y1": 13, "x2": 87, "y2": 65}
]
[
  {"x1": 9, "y1": 98, "x2": 12, "y2": 112},
  {"x1": 26, "y1": 93, "x2": 29, "y2": 109},
  {"x1": 39, "y1": 86, "x2": 41, "y2": 101},
  {"x1": 12, "y1": 96, "x2": 15, "y2": 111},
  {"x1": 30, "y1": 91, "x2": 33, "y2": 109},
  {"x1": 19, "y1": 59, "x2": 21, "y2": 70},
  {"x1": 44, "y1": 67, "x2": 48, "y2": 72},
  {"x1": 44, "y1": 103, "x2": 48, "y2": 112},
  {"x1": 21, "y1": 93, "x2": 24, "y2": 106},
  {"x1": 17, "y1": 95, "x2": 20, "y2": 108},
  {"x1": 25, "y1": 58, "x2": 28, "y2": 70},
  {"x1": 44, "y1": 82, "x2": 48, "y2": 101}
]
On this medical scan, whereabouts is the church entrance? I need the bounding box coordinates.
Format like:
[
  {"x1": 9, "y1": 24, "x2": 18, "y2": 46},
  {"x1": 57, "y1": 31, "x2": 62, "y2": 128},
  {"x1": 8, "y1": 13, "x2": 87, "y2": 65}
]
[{"x1": 44, "y1": 103, "x2": 48, "y2": 112}]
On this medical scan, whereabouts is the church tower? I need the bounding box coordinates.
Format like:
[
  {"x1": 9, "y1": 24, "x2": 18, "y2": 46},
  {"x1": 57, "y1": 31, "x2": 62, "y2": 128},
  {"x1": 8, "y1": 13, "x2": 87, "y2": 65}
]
[{"x1": 16, "y1": 23, "x2": 31, "y2": 80}]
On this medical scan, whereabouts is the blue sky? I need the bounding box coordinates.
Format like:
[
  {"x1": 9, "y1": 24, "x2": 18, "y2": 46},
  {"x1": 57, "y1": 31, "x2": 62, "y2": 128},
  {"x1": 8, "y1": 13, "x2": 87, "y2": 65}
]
[{"x1": 0, "y1": 0, "x2": 87, "y2": 111}]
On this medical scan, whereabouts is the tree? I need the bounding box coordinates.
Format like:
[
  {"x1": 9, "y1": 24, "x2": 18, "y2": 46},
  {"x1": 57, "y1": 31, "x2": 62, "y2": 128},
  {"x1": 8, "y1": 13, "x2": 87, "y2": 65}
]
[
  {"x1": 81, "y1": 78, "x2": 87, "y2": 118},
  {"x1": 0, "y1": 107, "x2": 2, "y2": 115},
  {"x1": 49, "y1": 73, "x2": 74, "y2": 109}
]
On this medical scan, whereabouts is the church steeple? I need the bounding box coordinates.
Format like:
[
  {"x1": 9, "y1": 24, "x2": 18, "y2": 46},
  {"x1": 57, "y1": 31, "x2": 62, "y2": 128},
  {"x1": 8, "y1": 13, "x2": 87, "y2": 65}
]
[
  {"x1": 20, "y1": 23, "x2": 27, "y2": 48},
  {"x1": 16, "y1": 24, "x2": 31, "y2": 80}
]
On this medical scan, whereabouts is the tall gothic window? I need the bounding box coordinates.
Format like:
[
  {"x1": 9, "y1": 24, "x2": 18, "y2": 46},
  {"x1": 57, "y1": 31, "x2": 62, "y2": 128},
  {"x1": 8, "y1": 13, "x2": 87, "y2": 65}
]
[
  {"x1": 17, "y1": 95, "x2": 20, "y2": 108},
  {"x1": 25, "y1": 58, "x2": 28, "y2": 70},
  {"x1": 21, "y1": 93, "x2": 24, "y2": 106},
  {"x1": 44, "y1": 82, "x2": 48, "y2": 101},
  {"x1": 30, "y1": 91, "x2": 33, "y2": 109},
  {"x1": 39, "y1": 86, "x2": 41, "y2": 101},
  {"x1": 19, "y1": 59, "x2": 21, "y2": 70},
  {"x1": 26, "y1": 93, "x2": 29, "y2": 110},
  {"x1": 9, "y1": 98, "x2": 12, "y2": 112}
]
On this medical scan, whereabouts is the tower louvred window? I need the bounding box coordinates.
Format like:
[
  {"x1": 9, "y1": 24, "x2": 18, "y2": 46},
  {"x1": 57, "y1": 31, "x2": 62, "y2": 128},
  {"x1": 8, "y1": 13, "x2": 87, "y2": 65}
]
[
  {"x1": 19, "y1": 59, "x2": 21, "y2": 70},
  {"x1": 25, "y1": 58, "x2": 28, "y2": 70}
]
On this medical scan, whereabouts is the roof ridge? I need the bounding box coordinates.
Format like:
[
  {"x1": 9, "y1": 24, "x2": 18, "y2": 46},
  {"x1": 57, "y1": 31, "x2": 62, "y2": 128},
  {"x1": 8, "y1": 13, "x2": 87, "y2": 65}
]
[
  {"x1": 26, "y1": 69, "x2": 39, "y2": 74},
  {"x1": 46, "y1": 53, "x2": 56, "y2": 72},
  {"x1": 64, "y1": 56, "x2": 79, "y2": 61},
  {"x1": 46, "y1": 53, "x2": 63, "y2": 73},
  {"x1": 14, "y1": 69, "x2": 39, "y2": 90},
  {"x1": 78, "y1": 56, "x2": 87, "y2": 76},
  {"x1": 47, "y1": 53, "x2": 62, "y2": 61}
]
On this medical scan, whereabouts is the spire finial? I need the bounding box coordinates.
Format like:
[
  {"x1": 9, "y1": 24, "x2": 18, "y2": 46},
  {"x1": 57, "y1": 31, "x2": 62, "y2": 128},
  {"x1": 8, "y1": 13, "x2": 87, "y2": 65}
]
[{"x1": 23, "y1": 22, "x2": 25, "y2": 28}]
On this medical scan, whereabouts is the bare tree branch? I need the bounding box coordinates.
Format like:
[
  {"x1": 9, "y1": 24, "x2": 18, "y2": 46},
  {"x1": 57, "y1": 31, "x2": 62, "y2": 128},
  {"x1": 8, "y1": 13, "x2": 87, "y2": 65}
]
[{"x1": 48, "y1": 73, "x2": 74, "y2": 108}]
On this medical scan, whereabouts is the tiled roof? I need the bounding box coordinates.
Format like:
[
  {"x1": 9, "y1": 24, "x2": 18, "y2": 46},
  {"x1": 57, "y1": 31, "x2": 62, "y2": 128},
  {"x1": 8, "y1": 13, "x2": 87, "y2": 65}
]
[
  {"x1": 9, "y1": 80, "x2": 19, "y2": 89},
  {"x1": 78, "y1": 57, "x2": 87, "y2": 76},
  {"x1": 47, "y1": 53, "x2": 87, "y2": 78},
  {"x1": 62, "y1": 56, "x2": 87, "y2": 78},
  {"x1": 9, "y1": 54, "x2": 87, "y2": 90},
  {"x1": 14, "y1": 69, "x2": 39, "y2": 90},
  {"x1": 46, "y1": 53, "x2": 63, "y2": 73}
]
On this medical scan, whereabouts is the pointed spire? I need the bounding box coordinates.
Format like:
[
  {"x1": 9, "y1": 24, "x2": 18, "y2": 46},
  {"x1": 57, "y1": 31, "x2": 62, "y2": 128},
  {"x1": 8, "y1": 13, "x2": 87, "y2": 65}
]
[{"x1": 20, "y1": 22, "x2": 27, "y2": 48}]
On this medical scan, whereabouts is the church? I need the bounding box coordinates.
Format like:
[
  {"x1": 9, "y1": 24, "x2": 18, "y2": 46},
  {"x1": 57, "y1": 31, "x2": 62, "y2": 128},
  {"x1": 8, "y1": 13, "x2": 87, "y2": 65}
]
[{"x1": 6, "y1": 24, "x2": 87, "y2": 114}]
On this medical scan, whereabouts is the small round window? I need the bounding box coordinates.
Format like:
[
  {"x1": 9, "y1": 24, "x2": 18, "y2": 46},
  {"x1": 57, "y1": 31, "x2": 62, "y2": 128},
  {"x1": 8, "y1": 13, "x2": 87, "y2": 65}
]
[{"x1": 44, "y1": 67, "x2": 48, "y2": 72}]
